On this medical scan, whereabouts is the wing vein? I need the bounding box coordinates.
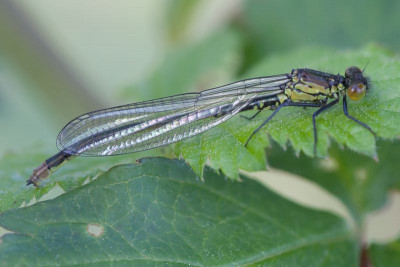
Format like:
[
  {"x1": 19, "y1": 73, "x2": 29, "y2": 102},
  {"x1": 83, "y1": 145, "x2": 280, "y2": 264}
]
[{"x1": 57, "y1": 75, "x2": 289, "y2": 156}]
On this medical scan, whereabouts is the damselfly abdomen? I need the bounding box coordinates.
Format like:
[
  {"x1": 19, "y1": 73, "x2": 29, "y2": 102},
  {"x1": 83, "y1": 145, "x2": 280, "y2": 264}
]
[{"x1": 27, "y1": 66, "x2": 375, "y2": 186}]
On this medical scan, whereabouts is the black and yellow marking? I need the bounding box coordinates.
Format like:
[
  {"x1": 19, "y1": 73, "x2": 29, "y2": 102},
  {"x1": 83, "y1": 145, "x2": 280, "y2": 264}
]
[{"x1": 243, "y1": 66, "x2": 375, "y2": 155}]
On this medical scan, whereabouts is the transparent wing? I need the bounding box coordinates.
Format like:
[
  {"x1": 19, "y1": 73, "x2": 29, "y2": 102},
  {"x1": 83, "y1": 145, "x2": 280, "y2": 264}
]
[{"x1": 57, "y1": 75, "x2": 289, "y2": 156}]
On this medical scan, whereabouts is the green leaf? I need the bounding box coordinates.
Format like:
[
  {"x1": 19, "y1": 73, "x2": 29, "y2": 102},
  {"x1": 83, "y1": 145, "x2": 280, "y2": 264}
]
[
  {"x1": 0, "y1": 158, "x2": 357, "y2": 266},
  {"x1": 370, "y1": 239, "x2": 400, "y2": 267},
  {"x1": 266, "y1": 139, "x2": 400, "y2": 224},
  {"x1": 174, "y1": 44, "x2": 400, "y2": 179},
  {"x1": 174, "y1": 118, "x2": 269, "y2": 179}
]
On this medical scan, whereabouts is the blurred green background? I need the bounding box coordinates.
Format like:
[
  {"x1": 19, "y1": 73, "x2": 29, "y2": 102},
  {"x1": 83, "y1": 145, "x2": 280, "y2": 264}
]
[{"x1": 2, "y1": 0, "x2": 400, "y2": 156}]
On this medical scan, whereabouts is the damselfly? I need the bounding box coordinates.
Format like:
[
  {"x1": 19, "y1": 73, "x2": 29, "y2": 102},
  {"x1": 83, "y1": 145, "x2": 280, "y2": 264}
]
[{"x1": 27, "y1": 66, "x2": 375, "y2": 186}]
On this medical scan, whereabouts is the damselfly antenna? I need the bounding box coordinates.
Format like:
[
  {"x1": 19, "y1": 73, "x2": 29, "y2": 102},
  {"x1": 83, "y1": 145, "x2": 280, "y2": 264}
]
[{"x1": 362, "y1": 62, "x2": 370, "y2": 73}]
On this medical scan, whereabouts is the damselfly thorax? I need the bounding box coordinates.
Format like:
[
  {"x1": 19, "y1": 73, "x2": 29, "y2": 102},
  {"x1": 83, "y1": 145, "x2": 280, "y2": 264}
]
[{"x1": 28, "y1": 66, "x2": 374, "y2": 186}]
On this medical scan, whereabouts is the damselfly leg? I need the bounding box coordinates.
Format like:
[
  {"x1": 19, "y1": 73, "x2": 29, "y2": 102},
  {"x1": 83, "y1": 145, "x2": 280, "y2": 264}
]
[
  {"x1": 342, "y1": 96, "x2": 376, "y2": 136},
  {"x1": 240, "y1": 109, "x2": 263, "y2": 120},
  {"x1": 240, "y1": 101, "x2": 265, "y2": 120},
  {"x1": 245, "y1": 94, "x2": 376, "y2": 156},
  {"x1": 244, "y1": 101, "x2": 324, "y2": 148}
]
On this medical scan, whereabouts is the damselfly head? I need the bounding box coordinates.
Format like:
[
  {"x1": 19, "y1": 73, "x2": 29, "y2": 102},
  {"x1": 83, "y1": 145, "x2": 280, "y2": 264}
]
[{"x1": 344, "y1": 66, "x2": 369, "y2": 101}]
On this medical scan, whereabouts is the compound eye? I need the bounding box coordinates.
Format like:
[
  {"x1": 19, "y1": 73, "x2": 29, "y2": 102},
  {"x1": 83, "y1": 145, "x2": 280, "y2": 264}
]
[
  {"x1": 345, "y1": 66, "x2": 362, "y2": 78},
  {"x1": 347, "y1": 83, "x2": 366, "y2": 101}
]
